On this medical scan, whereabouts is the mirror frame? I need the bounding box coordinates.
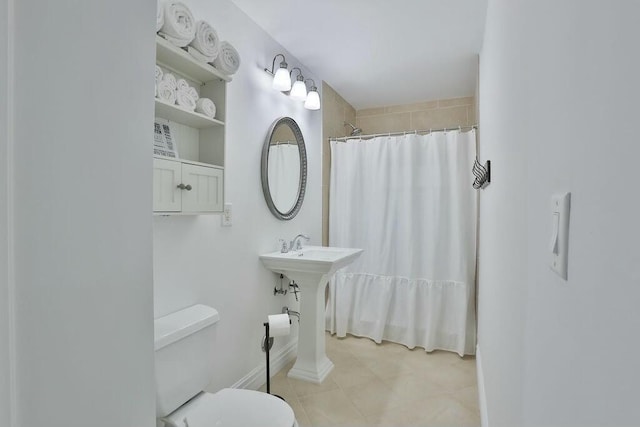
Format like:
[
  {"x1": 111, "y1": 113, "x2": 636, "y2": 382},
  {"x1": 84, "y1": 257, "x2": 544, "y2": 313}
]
[{"x1": 261, "y1": 116, "x2": 308, "y2": 220}]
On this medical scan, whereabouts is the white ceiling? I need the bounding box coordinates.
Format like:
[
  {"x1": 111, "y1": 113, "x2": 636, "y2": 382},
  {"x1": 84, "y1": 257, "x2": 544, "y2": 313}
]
[{"x1": 230, "y1": 0, "x2": 488, "y2": 109}]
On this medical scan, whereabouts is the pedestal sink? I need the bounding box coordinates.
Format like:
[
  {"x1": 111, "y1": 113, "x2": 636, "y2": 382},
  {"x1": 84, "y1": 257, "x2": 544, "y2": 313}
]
[{"x1": 260, "y1": 246, "x2": 363, "y2": 383}]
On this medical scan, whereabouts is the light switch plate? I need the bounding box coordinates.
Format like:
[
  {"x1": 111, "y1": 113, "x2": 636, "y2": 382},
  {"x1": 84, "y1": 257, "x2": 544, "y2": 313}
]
[
  {"x1": 550, "y1": 192, "x2": 571, "y2": 279},
  {"x1": 222, "y1": 203, "x2": 232, "y2": 226}
]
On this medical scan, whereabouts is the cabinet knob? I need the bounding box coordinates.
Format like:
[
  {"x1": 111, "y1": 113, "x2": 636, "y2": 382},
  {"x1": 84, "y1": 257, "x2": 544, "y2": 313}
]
[
  {"x1": 177, "y1": 183, "x2": 186, "y2": 190},
  {"x1": 185, "y1": 184, "x2": 192, "y2": 191}
]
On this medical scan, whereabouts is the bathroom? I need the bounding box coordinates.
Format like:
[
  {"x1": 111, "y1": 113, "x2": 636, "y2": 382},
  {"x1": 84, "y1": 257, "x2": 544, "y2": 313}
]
[{"x1": 2, "y1": 0, "x2": 640, "y2": 427}]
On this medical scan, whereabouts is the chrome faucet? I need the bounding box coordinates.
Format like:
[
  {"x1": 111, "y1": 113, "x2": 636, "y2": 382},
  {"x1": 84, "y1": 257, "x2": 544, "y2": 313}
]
[{"x1": 289, "y1": 233, "x2": 310, "y2": 251}]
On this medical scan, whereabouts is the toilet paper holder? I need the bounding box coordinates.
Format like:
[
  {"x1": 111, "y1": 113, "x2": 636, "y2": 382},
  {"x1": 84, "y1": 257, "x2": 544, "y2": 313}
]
[{"x1": 262, "y1": 318, "x2": 291, "y2": 398}]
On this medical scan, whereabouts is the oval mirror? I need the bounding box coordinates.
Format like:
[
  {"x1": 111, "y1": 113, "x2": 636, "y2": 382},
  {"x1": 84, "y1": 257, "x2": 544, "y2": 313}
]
[{"x1": 261, "y1": 117, "x2": 307, "y2": 220}]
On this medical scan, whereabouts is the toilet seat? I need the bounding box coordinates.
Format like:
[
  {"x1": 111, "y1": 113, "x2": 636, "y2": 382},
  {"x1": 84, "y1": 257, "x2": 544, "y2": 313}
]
[{"x1": 162, "y1": 389, "x2": 297, "y2": 427}]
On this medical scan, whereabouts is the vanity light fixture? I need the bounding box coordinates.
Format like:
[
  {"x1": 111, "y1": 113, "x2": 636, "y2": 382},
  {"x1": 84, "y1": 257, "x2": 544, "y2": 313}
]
[
  {"x1": 266, "y1": 54, "x2": 292, "y2": 91},
  {"x1": 304, "y1": 79, "x2": 321, "y2": 110},
  {"x1": 289, "y1": 68, "x2": 308, "y2": 101},
  {"x1": 263, "y1": 55, "x2": 321, "y2": 111}
]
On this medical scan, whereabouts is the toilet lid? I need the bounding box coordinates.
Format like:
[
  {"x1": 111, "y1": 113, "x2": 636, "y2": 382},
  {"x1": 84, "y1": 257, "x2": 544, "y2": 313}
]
[{"x1": 163, "y1": 389, "x2": 296, "y2": 427}]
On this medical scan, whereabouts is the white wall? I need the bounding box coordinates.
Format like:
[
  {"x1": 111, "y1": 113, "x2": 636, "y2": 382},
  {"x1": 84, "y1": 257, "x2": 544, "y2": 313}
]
[
  {"x1": 11, "y1": 0, "x2": 157, "y2": 426},
  {"x1": 153, "y1": 0, "x2": 322, "y2": 391},
  {"x1": 0, "y1": 0, "x2": 12, "y2": 424},
  {"x1": 476, "y1": 1, "x2": 528, "y2": 424},
  {"x1": 478, "y1": 1, "x2": 640, "y2": 426}
]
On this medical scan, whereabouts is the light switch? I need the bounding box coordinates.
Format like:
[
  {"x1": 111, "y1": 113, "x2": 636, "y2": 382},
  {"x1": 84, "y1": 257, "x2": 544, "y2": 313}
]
[{"x1": 550, "y1": 193, "x2": 571, "y2": 280}]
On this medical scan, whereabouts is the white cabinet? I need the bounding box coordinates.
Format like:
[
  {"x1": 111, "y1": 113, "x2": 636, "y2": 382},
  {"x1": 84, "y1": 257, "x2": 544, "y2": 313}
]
[
  {"x1": 153, "y1": 157, "x2": 223, "y2": 213},
  {"x1": 153, "y1": 157, "x2": 182, "y2": 212},
  {"x1": 154, "y1": 35, "x2": 230, "y2": 214}
]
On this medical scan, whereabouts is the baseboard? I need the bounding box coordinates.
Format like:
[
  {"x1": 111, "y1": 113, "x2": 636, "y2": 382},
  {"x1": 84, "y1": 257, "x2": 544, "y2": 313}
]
[
  {"x1": 476, "y1": 344, "x2": 489, "y2": 427},
  {"x1": 230, "y1": 338, "x2": 297, "y2": 391}
]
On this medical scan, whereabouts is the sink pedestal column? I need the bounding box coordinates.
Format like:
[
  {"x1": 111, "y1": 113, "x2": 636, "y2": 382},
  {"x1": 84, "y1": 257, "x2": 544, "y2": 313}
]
[
  {"x1": 259, "y1": 246, "x2": 363, "y2": 384},
  {"x1": 286, "y1": 272, "x2": 333, "y2": 383}
]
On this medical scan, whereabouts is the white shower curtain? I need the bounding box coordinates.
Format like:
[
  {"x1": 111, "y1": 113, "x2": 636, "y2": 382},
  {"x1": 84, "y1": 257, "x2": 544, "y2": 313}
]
[{"x1": 326, "y1": 130, "x2": 477, "y2": 356}]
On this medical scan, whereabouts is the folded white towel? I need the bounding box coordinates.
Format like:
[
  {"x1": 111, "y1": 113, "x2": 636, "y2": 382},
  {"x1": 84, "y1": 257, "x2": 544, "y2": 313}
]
[
  {"x1": 162, "y1": 72, "x2": 177, "y2": 90},
  {"x1": 176, "y1": 88, "x2": 196, "y2": 111},
  {"x1": 195, "y1": 98, "x2": 216, "y2": 118},
  {"x1": 189, "y1": 20, "x2": 220, "y2": 60},
  {"x1": 156, "y1": 0, "x2": 164, "y2": 32},
  {"x1": 187, "y1": 86, "x2": 199, "y2": 101},
  {"x1": 213, "y1": 41, "x2": 241, "y2": 75},
  {"x1": 176, "y1": 78, "x2": 190, "y2": 92},
  {"x1": 187, "y1": 46, "x2": 215, "y2": 64},
  {"x1": 159, "y1": 1, "x2": 195, "y2": 47},
  {"x1": 155, "y1": 65, "x2": 164, "y2": 85},
  {"x1": 157, "y1": 80, "x2": 177, "y2": 104}
]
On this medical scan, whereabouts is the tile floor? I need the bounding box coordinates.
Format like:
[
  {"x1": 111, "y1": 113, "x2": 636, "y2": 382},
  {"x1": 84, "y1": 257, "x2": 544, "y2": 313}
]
[{"x1": 262, "y1": 333, "x2": 480, "y2": 427}]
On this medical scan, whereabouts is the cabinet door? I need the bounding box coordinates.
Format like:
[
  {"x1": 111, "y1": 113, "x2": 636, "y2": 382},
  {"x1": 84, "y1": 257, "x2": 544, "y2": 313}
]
[
  {"x1": 153, "y1": 158, "x2": 182, "y2": 212},
  {"x1": 181, "y1": 163, "x2": 223, "y2": 213}
]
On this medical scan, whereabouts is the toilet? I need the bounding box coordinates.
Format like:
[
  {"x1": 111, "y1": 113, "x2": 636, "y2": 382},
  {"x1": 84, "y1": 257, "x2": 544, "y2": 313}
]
[{"x1": 154, "y1": 304, "x2": 297, "y2": 427}]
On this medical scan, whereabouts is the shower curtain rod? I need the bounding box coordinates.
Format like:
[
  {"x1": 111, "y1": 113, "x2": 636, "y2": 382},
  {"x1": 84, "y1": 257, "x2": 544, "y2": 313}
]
[{"x1": 331, "y1": 124, "x2": 478, "y2": 142}]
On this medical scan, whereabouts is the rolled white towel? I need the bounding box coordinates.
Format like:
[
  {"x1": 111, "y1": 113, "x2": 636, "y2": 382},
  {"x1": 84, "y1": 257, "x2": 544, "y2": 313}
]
[
  {"x1": 187, "y1": 86, "x2": 199, "y2": 101},
  {"x1": 176, "y1": 88, "x2": 196, "y2": 111},
  {"x1": 187, "y1": 46, "x2": 215, "y2": 64},
  {"x1": 189, "y1": 21, "x2": 220, "y2": 60},
  {"x1": 176, "y1": 78, "x2": 190, "y2": 92},
  {"x1": 195, "y1": 98, "x2": 216, "y2": 119},
  {"x1": 159, "y1": 1, "x2": 195, "y2": 47},
  {"x1": 155, "y1": 65, "x2": 163, "y2": 85},
  {"x1": 156, "y1": 0, "x2": 164, "y2": 32},
  {"x1": 213, "y1": 41, "x2": 241, "y2": 75},
  {"x1": 162, "y1": 72, "x2": 177, "y2": 90},
  {"x1": 157, "y1": 80, "x2": 177, "y2": 104}
]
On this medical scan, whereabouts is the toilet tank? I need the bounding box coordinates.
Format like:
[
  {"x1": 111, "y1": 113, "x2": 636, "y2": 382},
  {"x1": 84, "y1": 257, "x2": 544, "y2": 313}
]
[{"x1": 154, "y1": 304, "x2": 220, "y2": 417}]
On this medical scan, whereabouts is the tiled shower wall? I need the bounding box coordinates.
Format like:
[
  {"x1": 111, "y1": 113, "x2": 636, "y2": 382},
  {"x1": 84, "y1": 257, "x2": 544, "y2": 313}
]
[
  {"x1": 355, "y1": 97, "x2": 476, "y2": 135},
  {"x1": 321, "y1": 84, "x2": 476, "y2": 244}
]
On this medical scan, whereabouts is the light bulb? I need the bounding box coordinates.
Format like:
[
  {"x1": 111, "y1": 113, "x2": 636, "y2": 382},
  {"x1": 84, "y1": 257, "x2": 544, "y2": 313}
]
[
  {"x1": 290, "y1": 80, "x2": 307, "y2": 101},
  {"x1": 304, "y1": 89, "x2": 321, "y2": 110},
  {"x1": 272, "y1": 67, "x2": 291, "y2": 91}
]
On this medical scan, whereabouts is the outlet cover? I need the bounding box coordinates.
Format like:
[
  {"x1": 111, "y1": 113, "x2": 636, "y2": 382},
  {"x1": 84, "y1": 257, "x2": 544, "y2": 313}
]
[{"x1": 222, "y1": 203, "x2": 232, "y2": 226}]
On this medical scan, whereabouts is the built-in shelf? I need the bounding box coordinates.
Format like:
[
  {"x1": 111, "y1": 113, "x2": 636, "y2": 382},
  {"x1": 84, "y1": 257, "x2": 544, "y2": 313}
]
[
  {"x1": 156, "y1": 36, "x2": 232, "y2": 84},
  {"x1": 155, "y1": 99, "x2": 224, "y2": 129},
  {"x1": 154, "y1": 33, "x2": 228, "y2": 215}
]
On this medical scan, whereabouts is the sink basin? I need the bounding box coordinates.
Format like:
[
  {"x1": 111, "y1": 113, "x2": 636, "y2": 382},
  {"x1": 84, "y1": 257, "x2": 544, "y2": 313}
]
[
  {"x1": 259, "y1": 246, "x2": 363, "y2": 276},
  {"x1": 259, "y1": 246, "x2": 363, "y2": 383}
]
